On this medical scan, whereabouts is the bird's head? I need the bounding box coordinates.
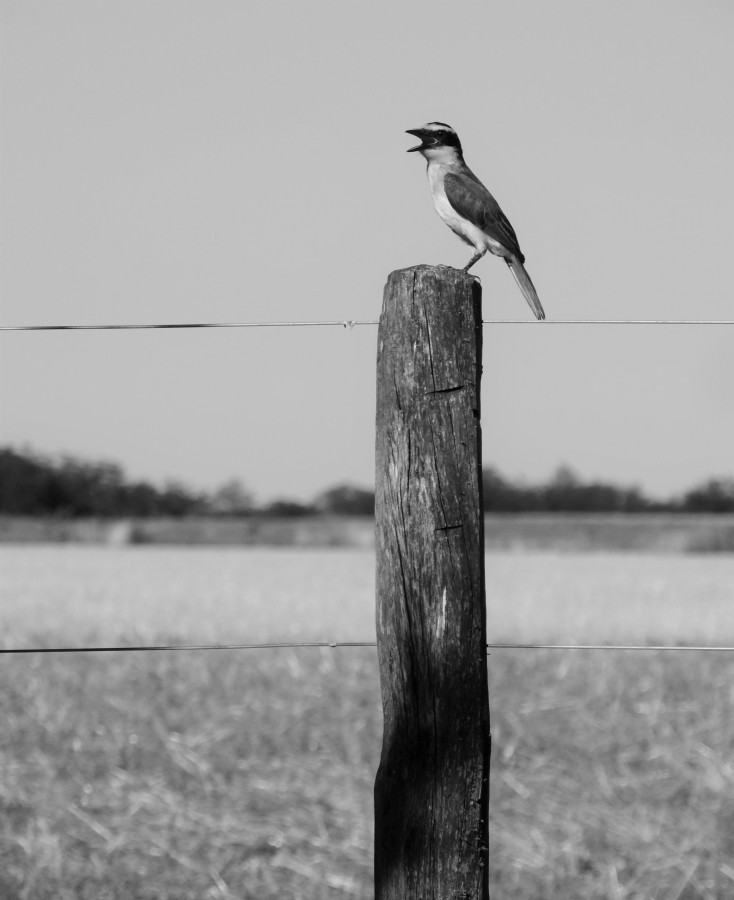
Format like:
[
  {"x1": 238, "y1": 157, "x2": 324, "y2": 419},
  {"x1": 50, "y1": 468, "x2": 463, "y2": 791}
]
[{"x1": 406, "y1": 122, "x2": 463, "y2": 161}]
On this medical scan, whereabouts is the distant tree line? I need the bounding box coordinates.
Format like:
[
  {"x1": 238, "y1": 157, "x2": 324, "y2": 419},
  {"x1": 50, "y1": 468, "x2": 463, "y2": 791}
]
[
  {"x1": 1, "y1": 446, "x2": 733, "y2": 517},
  {"x1": 481, "y1": 465, "x2": 734, "y2": 514},
  {"x1": 0, "y1": 447, "x2": 376, "y2": 518},
  {"x1": 483, "y1": 465, "x2": 649, "y2": 513},
  {"x1": 0, "y1": 447, "x2": 203, "y2": 518}
]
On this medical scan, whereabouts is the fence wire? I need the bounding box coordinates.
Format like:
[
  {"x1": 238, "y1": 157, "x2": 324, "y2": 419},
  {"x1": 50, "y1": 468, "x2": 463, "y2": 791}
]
[
  {"x1": 1, "y1": 641, "x2": 733, "y2": 655},
  {"x1": 2, "y1": 318, "x2": 734, "y2": 332}
]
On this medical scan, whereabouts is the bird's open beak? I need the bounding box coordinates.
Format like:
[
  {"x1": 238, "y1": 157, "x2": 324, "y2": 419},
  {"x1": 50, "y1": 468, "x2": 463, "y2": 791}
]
[{"x1": 406, "y1": 128, "x2": 429, "y2": 152}]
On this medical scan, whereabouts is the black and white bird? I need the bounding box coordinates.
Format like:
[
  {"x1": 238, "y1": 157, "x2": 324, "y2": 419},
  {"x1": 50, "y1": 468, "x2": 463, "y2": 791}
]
[{"x1": 406, "y1": 122, "x2": 545, "y2": 320}]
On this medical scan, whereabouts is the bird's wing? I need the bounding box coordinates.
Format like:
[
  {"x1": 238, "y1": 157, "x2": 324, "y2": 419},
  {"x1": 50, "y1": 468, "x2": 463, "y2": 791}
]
[{"x1": 444, "y1": 171, "x2": 524, "y2": 261}]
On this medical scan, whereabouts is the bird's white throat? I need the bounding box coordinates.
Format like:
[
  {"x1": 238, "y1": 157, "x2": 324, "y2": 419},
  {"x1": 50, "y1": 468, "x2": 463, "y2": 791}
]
[{"x1": 419, "y1": 144, "x2": 463, "y2": 166}]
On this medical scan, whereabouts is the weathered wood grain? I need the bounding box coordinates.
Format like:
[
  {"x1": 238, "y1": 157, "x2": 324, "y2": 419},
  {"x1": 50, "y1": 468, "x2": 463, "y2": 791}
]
[{"x1": 374, "y1": 266, "x2": 490, "y2": 899}]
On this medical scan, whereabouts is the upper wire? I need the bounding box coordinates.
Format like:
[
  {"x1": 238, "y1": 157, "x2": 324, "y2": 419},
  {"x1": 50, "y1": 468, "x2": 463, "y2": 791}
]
[
  {"x1": 1, "y1": 640, "x2": 733, "y2": 655},
  {"x1": 1, "y1": 318, "x2": 734, "y2": 332}
]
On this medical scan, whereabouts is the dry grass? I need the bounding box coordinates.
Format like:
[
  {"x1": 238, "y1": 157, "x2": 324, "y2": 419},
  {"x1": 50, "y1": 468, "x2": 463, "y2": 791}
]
[
  {"x1": 1, "y1": 649, "x2": 377, "y2": 900},
  {"x1": 490, "y1": 650, "x2": 734, "y2": 899},
  {"x1": 1, "y1": 545, "x2": 733, "y2": 897},
  {"x1": 2, "y1": 547, "x2": 733, "y2": 650},
  {"x1": 1, "y1": 649, "x2": 732, "y2": 898}
]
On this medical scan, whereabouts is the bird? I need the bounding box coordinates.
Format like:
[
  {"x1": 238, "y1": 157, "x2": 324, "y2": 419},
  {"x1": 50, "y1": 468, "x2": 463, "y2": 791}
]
[{"x1": 406, "y1": 122, "x2": 545, "y2": 320}]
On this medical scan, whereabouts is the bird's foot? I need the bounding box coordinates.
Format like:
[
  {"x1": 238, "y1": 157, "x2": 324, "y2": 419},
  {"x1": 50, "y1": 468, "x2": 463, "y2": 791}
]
[{"x1": 464, "y1": 246, "x2": 489, "y2": 272}]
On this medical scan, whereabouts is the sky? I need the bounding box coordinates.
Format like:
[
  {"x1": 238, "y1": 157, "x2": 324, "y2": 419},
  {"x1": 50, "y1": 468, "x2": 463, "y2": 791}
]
[{"x1": 1, "y1": 1, "x2": 733, "y2": 503}]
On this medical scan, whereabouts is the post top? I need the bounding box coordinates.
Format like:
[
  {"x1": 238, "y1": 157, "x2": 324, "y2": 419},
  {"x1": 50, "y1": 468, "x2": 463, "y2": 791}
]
[{"x1": 389, "y1": 264, "x2": 480, "y2": 282}]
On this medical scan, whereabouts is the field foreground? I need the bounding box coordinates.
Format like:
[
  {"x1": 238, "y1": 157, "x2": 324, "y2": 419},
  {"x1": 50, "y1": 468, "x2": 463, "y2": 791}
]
[
  {"x1": 1, "y1": 649, "x2": 732, "y2": 899},
  {"x1": 1, "y1": 546, "x2": 733, "y2": 897}
]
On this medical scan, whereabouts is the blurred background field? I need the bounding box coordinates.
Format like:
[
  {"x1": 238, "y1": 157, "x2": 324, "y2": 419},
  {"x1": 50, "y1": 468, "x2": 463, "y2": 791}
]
[
  {"x1": 1, "y1": 543, "x2": 733, "y2": 898},
  {"x1": 3, "y1": 513, "x2": 734, "y2": 554},
  {"x1": 2, "y1": 544, "x2": 734, "y2": 650}
]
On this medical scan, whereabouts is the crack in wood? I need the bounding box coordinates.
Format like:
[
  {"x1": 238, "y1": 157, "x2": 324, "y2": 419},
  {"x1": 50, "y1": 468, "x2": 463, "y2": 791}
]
[{"x1": 425, "y1": 384, "x2": 468, "y2": 396}]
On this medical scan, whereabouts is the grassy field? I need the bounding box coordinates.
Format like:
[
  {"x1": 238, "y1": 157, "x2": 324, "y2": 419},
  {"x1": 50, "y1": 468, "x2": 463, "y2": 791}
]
[
  {"x1": 2, "y1": 546, "x2": 734, "y2": 649},
  {"x1": 1, "y1": 546, "x2": 733, "y2": 898}
]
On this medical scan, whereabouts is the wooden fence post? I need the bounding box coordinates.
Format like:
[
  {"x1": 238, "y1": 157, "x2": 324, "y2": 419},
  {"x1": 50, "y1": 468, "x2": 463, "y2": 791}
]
[{"x1": 374, "y1": 265, "x2": 491, "y2": 899}]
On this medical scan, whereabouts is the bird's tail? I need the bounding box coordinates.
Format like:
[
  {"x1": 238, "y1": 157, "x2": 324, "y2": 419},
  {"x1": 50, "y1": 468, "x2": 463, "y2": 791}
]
[{"x1": 506, "y1": 257, "x2": 545, "y2": 320}]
